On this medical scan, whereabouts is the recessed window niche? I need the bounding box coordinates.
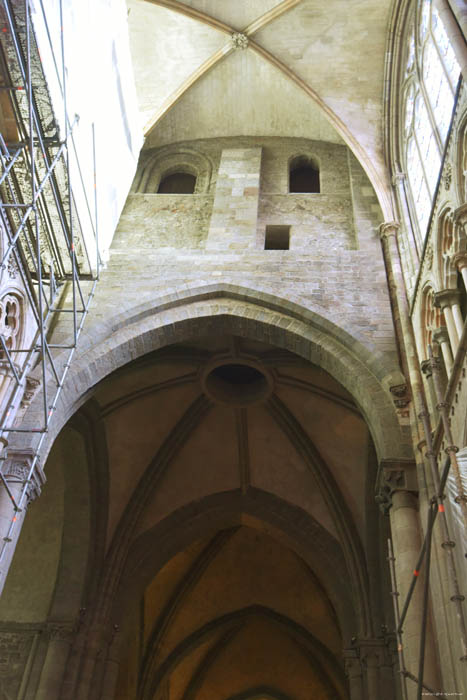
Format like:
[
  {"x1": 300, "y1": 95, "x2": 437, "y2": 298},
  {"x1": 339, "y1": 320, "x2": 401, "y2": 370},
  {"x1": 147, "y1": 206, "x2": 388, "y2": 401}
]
[
  {"x1": 157, "y1": 172, "x2": 196, "y2": 194},
  {"x1": 264, "y1": 225, "x2": 290, "y2": 250},
  {"x1": 289, "y1": 156, "x2": 320, "y2": 193}
]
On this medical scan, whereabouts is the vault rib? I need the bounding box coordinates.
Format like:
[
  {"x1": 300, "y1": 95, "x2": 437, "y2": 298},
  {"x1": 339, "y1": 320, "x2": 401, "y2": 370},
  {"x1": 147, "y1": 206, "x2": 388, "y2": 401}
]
[
  {"x1": 139, "y1": 528, "x2": 238, "y2": 697},
  {"x1": 142, "y1": 0, "x2": 392, "y2": 216}
]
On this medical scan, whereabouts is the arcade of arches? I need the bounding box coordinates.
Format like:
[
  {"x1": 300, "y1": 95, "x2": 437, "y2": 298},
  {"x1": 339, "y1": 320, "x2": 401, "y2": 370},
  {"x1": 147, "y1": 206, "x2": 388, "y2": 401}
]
[{"x1": 0, "y1": 1, "x2": 467, "y2": 700}]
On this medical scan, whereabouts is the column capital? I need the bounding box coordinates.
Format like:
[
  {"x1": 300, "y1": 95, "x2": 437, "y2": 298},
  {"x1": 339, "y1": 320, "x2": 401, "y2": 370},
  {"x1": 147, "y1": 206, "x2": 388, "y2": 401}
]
[
  {"x1": 375, "y1": 459, "x2": 418, "y2": 514},
  {"x1": 420, "y1": 359, "x2": 432, "y2": 378},
  {"x1": 451, "y1": 251, "x2": 467, "y2": 271},
  {"x1": 391, "y1": 171, "x2": 406, "y2": 187},
  {"x1": 431, "y1": 325, "x2": 450, "y2": 346},
  {"x1": 433, "y1": 288, "x2": 461, "y2": 310},
  {"x1": 1, "y1": 448, "x2": 45, "y2": 502},
  {"x1": 389, "y1": 383, "x2": 411, "y2": 408},
  {"x1": 379, "y1": 221, "x2": 400, "y2": 240},
  {"x1": 344, "y1": 637, "x2": 395, "y2": 667}
]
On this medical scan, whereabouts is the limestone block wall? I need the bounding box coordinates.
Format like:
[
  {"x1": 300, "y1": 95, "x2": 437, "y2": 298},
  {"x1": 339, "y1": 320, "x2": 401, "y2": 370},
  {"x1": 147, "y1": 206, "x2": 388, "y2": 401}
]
[
  {"x1": 207, "y1": 147, "x2": 262, "y2": 251},
  {"x1": 107, "y1": 135, "x2": 396, "y2": 363},
  {"x1": 115, "y1": 193, "x2": 214, "y2": 249},
  {"x1": 257, "y1": 139, "x2": 357, "y2": 251}
]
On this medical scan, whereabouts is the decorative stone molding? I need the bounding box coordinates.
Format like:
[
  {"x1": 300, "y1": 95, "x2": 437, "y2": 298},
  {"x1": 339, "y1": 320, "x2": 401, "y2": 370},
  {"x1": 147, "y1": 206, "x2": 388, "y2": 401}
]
[
  {"x1": 19, "y1": 375, "x2": 41, "y2": 412},
  {"x1": 379, "y1": 221, "x2": 400, "y2": 240},
  {"x1": 389, "y1": 383, "x2": 410, "y2": 408},
  {"x1": 431, "y1": 325, "x2": 451, "y2": 346},
  {"x1": 0, "y1": 293, "x2": 21, "y2": 351},
  {"x1": 7, "y1": 254, "x2": 19, "y2": 280},
  {"x1": 231, "y1": 32, "x2": 249, "y2": 50},
  {"x1": 375, "y1": 459, "x2": 418, "y2": 514},
  {"x1": 1, "y1": 448, "x2": 45, "y2": 502},
  {"x1": 453, "y1": 202, "x2": 467, "y2": 227},
  {"x1": 442, "y1": 161, "x2": 453, "y2": 190},
  {"x1": 344, "y1": 637, "x2": 395, "y2": 674},
  {"x1": 433, "y1": 288, "x2": 462, "y2": 310},
  {"x1": 137, "y1": 147, "x2": 213, "y2": 194},
  {"x1": 451, "y1": 251, "x2": 467, "y2": 271},
  {"x1": 391, "y1": 172, "x2": 406, "y2": 187},
  {"x1": 425, "y1": 244, "x2": 434, "y2": 270},
  {"x1": 421, "y1": 358, "x2": 432, "y2": 379}
]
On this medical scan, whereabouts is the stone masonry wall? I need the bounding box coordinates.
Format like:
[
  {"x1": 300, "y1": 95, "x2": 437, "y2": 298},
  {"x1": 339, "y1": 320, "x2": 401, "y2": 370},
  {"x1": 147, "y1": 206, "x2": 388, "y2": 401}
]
[
  {"x1": 115, "y1": 193, "x2": 213, "y2": 250},
  {"x1": 106, "y1": 136, "x2": 396, "y2": 362}
]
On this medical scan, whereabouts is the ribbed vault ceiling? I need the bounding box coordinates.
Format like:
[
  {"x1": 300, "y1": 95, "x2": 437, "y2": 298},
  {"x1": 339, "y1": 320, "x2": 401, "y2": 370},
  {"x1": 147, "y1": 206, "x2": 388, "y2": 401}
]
[
  {"x1": 86, "y1": 333, "x2": 379, "y2": 698},
  {"x1": 126, "y1": 0, "x2": 394, "y2": 212}
]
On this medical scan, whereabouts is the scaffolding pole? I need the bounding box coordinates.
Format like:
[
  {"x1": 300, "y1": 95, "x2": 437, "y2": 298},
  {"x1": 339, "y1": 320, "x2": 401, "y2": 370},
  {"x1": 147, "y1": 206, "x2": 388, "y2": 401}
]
[
  {"x1": 388, "y1": 339, "x2": 467, "y2": 698},
  {"x1": 0, "y1": 0, "x2": 100, "y2": 574}
]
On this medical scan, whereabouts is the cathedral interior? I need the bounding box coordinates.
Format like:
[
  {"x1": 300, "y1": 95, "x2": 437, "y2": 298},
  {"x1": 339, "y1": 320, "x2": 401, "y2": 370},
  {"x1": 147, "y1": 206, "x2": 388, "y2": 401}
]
[{"x1": 0, "y1": 1, "x2": 466, "y2": 698}]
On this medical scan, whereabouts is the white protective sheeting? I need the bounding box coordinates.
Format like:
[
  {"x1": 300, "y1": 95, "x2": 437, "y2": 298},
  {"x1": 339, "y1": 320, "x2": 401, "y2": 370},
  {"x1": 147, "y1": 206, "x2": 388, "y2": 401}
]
[{"x1": 31, "y1": 0, "x2": 143, "y2": 264}]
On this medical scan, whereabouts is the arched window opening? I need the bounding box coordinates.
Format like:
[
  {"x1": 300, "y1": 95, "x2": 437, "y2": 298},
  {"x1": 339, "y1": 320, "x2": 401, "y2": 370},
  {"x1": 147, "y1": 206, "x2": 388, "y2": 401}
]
[
  {"x1": 401, "y1": 0, "x2": 460, "y2": 240},
  {"x1": 289, "y1": 157, "x2": 320, "y2": 193},
  {"x1": 157, "y1": 172, "x2": 196, "y2": 194}
]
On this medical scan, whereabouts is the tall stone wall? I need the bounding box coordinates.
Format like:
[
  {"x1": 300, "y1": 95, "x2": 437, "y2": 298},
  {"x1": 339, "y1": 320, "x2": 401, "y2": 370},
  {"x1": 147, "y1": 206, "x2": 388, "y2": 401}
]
[{"x1": 110, "y1": 136, "x2": 396, "y2": 362}]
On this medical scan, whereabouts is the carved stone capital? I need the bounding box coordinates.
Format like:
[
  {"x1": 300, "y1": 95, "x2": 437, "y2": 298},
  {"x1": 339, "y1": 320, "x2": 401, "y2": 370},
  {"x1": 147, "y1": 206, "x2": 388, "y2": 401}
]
[
  {"x1": 391, "y1": 172, "x2": 406, "y2": 187},
  {"x1": 420, "y1": 359, "x2": 432, "y2": 378},
  {"x1": 434, "y1": 288, "x2": 462, "y2": 310},
  {"x1": 451, "y1": 251, "x2": 467, "y2": 271},
  {"x1": 442, "y1": 162, "x2": 452, "y2": 191},
  {"x1": 389, "y1": 383, "x2": 411, "y2": 408},
  {"x1": 375, "y1": 459, "x2": 418, "y2": 513},
  {"x1": 19, "y1": 375, "x2": 41, "y2": 411},
  {"x1": 432, "y1": 325, "x2": 451, "y2": 346},
  {"x1": 1, "y1": 448, "x2": 45, "y2": 502},
  {"x1": 379, "y1": 221, "x2": 400, "y2": 240},
  {"x1": 231, "y1": 33, "x2": 248, "y2": 49},
  {"x1": 0, "y1": 360, "x2": 21, "y2": 379}
]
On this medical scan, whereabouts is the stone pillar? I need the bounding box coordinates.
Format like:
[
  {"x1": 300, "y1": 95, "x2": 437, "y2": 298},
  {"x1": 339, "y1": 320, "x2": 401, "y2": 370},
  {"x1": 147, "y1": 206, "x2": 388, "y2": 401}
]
[
  {"x1": 207, "y1": 147, "x2": 262, "y2": 251},
  {"x1": 432, "y1": 326, "x2": 454, "y2": 376},
  {"x1": 434, "y1": 289, "x2": 460, "y2": 355},
  {"x1": 344, "y1": 639, "x2": 396, "y2": 700},
  {"x1": 377, "y1": 460, "x2": 440, "y2": 699},
  {"x1": 0, "y1": 449, "x2": 44, "y2": 592},
  {"x1": 35, "y1": 624, "x2": 73, "y2": 700},
  {"x1": 344, "y1": 651, "x2": 364, "y2": 700}
]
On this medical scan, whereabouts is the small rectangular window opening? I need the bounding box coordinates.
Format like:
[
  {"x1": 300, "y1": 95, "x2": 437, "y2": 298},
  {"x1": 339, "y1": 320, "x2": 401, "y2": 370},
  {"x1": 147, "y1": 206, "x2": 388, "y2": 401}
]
[{"x1": 264, "y1": 225, "x2": 290, "y2": 250}]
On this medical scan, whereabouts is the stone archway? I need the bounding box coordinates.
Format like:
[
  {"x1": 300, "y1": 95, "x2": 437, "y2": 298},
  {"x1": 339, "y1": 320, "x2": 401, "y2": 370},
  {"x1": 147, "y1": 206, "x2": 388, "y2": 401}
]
[{"x1": 15, "y1": 286, "x2": 410, "y2": 466}]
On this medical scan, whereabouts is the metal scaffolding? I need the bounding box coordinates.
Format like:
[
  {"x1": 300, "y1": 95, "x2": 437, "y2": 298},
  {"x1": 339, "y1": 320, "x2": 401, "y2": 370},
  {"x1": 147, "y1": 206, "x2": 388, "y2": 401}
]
[
  {"x1": 387, "y1": 341, "x2": 467, "y2": 700},
  {"x1": 0, "y1": 0, "x2": 100, "y2": 571}
]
